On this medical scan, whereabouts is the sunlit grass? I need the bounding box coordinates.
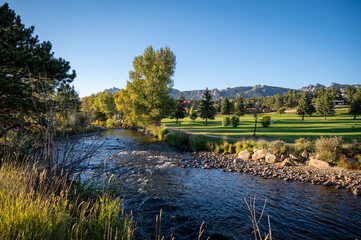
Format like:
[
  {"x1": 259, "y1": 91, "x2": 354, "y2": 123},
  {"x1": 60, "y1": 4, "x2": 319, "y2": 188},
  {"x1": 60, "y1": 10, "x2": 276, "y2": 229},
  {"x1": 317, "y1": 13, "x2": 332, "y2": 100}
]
[{"x1": 162, "y1": 110, "x2": 361, "y2": 142}]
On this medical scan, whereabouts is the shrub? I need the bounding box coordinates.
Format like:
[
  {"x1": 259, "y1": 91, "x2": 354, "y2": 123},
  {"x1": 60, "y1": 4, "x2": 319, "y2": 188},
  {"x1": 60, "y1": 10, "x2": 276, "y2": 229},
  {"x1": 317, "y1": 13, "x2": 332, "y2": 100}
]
[
  {"x1": 242, "y1": 141, "x2": 257, "y2": 151},
  {"x1": 235, "y1": 141, "x2": 243, "y2": 154},
  {"x1": 315, "y1": 137, "x2": 343, "y2": 164},
  {"x1": 269, "y1": 140, "x2": 287, "y2": 154},
  {"x1": 294, "y1": 138, "x2": 314, "y2": 155},
  {"x1": 214, "y1": 143, "x2": 224, "y2": 153},
  {"x1": 166, "y1": 131, "x2": 189, "y2": 149},
  {"x1": 222, "y1": 116, "x2": 230, "y2": 127},
  {"x1": 344, "y1": 139, "x2": 361, "y2": 158},
  {"x1": 277, "y1": 107, "x2": 286, "y2": 115},
  {"x1": 229, "y1": 144, "x2": 236, "y2": 154},
  {"x1": 106, "y1": 116, "x2": 123, "y2": 128},
  {"x1": 223, "y1": 141, "x2": 230, "y2": 154},
  {"x1": 206, "y1": 142, "x2": 216, "y2": 152},
  {"x1": 261, "y1": 115, "x2": 271, "y2": 127},
  {"x1": 256, "y1": 139, "x2": 269, "y2": 150},
  {"x1": 189, "y1": 135, "x2": 207, "y2": 152},
  {"x1": 230, "y1": 116, "x2": 240, "y2": 128},
  {"x1": 158, "y1": 128, "x2": 169, "y2": 141}
]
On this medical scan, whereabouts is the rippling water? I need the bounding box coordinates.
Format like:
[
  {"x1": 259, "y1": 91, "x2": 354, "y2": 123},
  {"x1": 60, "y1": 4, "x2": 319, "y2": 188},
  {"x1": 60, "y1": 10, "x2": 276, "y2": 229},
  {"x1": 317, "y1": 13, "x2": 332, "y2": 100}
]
[{"x1": 82, "y1": 129, "x2": 361, "y2": 239}]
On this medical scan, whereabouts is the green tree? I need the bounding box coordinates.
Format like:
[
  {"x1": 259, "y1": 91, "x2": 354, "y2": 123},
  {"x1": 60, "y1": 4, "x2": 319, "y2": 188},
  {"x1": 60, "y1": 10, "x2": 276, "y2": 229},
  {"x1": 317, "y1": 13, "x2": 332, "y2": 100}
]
[
  {"x1": 198, "y1": 88, "x2": 216, "y2": 126},
  {"x1": 92, "y1": 92, "x2": 116, "y2": 119},
  {"x1": 348, "y1": 89, "x2": 361, "y2": 120},
  {"x1": 234, "y1": 94, "x2": 245, "y2": 117},
  {"x1": 221, "y1": 97, "x2": 231, "y2": 115},
  {"x1": 316, "y1": 91, "x2": 335, "y2": 120},
  {"x1": 172, "y1": 93, "x2": 186, "y2": 124},
  {"x1": 277, "y1": 107, "x2": 286, "y2": 115},
  {"x1": 251, "y1": 101, "x2": 262, "y2": 136},
  {"x1": 273, "y1": 93, "x2": 284, "y2": 110},
  {"x1": 286, "y1": 90, "x2": 298, "y2": 108},
  {"x1": 330, "y1": 86, "x2": 342, "y2": 100},
  {"x1": 345, "y1": 85, "x2": 354, "y2": 105},
  {"x1": 125, "y1": 46, "x2": 176, "y2": 127},
  {"x1": 230, "y1": 116, "x2": 239, "y2": 128},
  {"x1": 189, "y1": 106, "x2": 197, "y2": 122},
  {"x1": 0, "y1": 3, "x2": 76, "y2": 137},
  {"x1": 297, "y1": 92, "x2": 315, "y2": 120}
]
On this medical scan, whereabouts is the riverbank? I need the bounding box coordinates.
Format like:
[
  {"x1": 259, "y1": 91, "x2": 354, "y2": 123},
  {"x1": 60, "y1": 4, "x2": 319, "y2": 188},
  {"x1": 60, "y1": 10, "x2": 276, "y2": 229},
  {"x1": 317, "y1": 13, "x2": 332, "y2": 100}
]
[{"x1": 174, "y1": 151, "x2": 361, "y2": 196}]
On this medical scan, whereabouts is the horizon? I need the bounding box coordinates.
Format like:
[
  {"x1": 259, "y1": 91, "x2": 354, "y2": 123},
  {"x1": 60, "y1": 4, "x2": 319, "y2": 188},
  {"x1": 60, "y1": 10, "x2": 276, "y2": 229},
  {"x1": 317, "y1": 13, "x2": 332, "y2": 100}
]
[{"x1": 4, "y1": 0, "x2": 361, "y2": 97}]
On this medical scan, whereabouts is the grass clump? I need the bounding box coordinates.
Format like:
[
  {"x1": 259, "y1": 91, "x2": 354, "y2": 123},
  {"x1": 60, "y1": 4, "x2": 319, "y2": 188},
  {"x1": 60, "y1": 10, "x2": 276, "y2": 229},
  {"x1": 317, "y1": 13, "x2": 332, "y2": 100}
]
[
  {"x1": 166, "y1": 130, "x2": 189, "y2": 149},
  {"x1": 315, "y1": 137, "x2": 343, "y2": 164},
  {"x1": 256, "y1": 139, "x2": 269, "y2": 150},
  {"x1": 189, "y1": 135, "x2": 207, "y2": 152},
  {"x1": 0, "y1": 161, "x2": 134, "y2": 240},
  {"x1": 158, "y1": 128, "x2": 169, "y2": 141}
]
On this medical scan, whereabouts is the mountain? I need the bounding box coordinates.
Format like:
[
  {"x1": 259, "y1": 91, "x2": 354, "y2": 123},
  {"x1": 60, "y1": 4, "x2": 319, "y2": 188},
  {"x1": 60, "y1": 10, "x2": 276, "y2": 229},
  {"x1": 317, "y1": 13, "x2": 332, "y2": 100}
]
[
  {"x1": 298, "y1": 82, "x2": 361, "y2": 92},
  {"x1": 170, "y1": 85, "x2": 295, "y2": 100},
  {"x1": 103, "y1": 87, "x2": 120, "y2": 94},
  {"x1": 297, "y1": 83, "x2": 325, "y2": 92}
]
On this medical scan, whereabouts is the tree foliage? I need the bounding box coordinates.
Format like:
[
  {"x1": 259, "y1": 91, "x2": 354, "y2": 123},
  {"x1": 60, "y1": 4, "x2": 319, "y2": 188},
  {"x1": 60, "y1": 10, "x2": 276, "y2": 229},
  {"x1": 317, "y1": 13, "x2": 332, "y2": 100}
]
[
  {"x1": 221, "y1": 97, "x2": 231, "y2": 115},
  {"x1": 198, "y1": 88, "x2": 216, "y2": 126},
  {"x1": 316, "y1": 90, "x2": 335, "y2": 120},
  {"x1": 297, "y1": 92, "x2": 315, "y2": 120},
  {"x1": 348, "y1": 88, "x2": 361, "y2": 120},
  {"x1": 172, "y1": 93, "x2": 186, "y2": 124},
  {"x1": 189, "y1": 106, "x2": 197, "y2": 122},
  {"x1": 234, "y1": 94, "x2": 245, "y2": 117}
]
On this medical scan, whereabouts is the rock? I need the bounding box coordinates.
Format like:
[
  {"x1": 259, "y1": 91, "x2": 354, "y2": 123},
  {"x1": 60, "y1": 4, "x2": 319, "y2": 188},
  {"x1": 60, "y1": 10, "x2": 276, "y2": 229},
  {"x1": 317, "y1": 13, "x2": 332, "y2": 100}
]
[
  {"x1": 345, "y1": 158, "x2": 357, "y2": 165},
  {"x1": 283, "y1": 158, "x2": 297, "y2": 166},
  {"x1": 353, "y1": 188, "x2": 361, "y2": 196},
  {"x1": 308, "y1": 157, "x2": 332, "y2": 169},
  {"x1": 265, "y1": 153, "x2": 280, "y2": 164},
  {"x1": 252, "y1": 149, "x2": 267, "y2": 160},
  {"x1": 301, "y1": 150, "x2": 309, "y2": 158},
  {"x1": 238, "y1": 150, "x2": 253, "y2": 160},
  {"x1": 289, "y1": 153, "x2": 302, "y2": 161}
]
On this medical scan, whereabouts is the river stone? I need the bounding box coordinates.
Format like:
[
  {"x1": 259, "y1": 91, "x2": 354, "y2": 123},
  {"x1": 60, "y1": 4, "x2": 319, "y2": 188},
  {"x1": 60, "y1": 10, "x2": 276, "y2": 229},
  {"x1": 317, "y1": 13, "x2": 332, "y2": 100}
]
[
  {"x1": 308, "y1": 157, "x2": 332, "y2": 169},
  {"x1": 281, "y1": 158, "x2": 297, "y2": 166},
  {"x1": 238, "y1": 150, "x2": 253, "y2": 160},
  {"x1": 265, "y1": 153, "x2": 280, "y2": 164},
  {"x1": 289, "y1": 153, "x2": 302, "y2": 161},
  {"x1": 252, "y1": 149, "x2": 267, "y2": 160},
  {"x1": 345, "y1": 158, "x2": 357, "y2": 165},
  {"x1": 353, "y1": 188, "x2": 361, "y2": 196}
]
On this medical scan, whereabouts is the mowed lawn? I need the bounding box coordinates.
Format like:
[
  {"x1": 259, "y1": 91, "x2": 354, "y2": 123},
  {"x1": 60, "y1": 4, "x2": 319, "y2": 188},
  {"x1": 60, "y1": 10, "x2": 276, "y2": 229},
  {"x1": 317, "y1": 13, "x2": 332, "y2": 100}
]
[{"x1": 161, "y1": 110, "x2": 361, "y2": 143}]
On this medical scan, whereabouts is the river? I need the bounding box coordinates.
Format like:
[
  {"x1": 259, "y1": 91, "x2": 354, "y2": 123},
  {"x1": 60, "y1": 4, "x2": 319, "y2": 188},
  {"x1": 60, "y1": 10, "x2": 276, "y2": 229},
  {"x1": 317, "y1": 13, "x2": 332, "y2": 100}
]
[{"x1": 80, "y1": 129, "x2": 361, "y2": 239}]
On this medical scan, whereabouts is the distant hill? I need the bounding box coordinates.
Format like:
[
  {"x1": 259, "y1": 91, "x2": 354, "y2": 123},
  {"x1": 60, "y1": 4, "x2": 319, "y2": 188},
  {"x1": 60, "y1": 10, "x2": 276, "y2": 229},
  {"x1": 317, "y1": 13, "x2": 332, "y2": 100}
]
[{"x1": 102, "y1": 82, "x2": 360, "y2": 100}]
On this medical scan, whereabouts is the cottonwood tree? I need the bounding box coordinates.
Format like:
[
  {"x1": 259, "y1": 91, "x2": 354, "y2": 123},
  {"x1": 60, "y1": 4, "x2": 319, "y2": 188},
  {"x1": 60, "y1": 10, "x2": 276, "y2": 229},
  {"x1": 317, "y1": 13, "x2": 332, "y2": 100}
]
[
  {"x1": 221, "y1": 97, "x2": 231, "y2": 115},
  {"x1": 199, "y1": 88, "x2": 216, "y2": 126},
  {"x1": 124, "y1": 46, "x2": 176, "y2": 127},
  {"x1": 297, "y1": 92, "x2": 315, "y2": 120},
  {"x1": 189, "y1": 106, "x2": 197, "y2": 122},
  {"x1": 316, "y1": 90, "x2": 335, "y2": 120},
  {"x1": 234, "y1": 94, "x2": 245, "y2": 117}
]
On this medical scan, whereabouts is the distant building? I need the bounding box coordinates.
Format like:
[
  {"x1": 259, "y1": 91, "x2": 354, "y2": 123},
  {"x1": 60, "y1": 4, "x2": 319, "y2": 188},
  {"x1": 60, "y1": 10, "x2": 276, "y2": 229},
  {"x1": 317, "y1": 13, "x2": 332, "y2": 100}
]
[
  {"x1": 334, "y1": 100, "x2": 345, "y2": 106},
  {"x1": 183, "y1": 100, "x2": 192, "y2": 108}
]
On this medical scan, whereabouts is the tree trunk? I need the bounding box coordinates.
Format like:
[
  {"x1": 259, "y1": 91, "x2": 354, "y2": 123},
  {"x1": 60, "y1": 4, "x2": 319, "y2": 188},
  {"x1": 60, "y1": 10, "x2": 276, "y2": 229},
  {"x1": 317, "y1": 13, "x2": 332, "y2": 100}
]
[
  {"x1": 205, "y1": 118, "x2": 208, "y2": 126},
  {"x1": 302, "y1": 115, "x2": 304, "y2": 121},
  {"x1": 324, "y1": 116, "x2": 326, "y2": 120},
  {"x1": 176, "y1": 118, "x2": 178, "y2": 124},
  {"x1": 253, "y1": 117, "x2": 257, "y2": 136}
]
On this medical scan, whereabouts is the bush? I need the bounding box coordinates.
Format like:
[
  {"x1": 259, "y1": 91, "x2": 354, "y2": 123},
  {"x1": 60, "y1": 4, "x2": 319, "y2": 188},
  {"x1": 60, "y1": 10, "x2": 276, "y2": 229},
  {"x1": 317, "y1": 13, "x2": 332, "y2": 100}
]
[
  {"x1": 106, "y1": 116, "x2": 123, "y2": 128},
  {"x1": 222, "y1": 116, "x2": 230, "y2": 127},
  {"x1": 230, "y1": 116, "x2": 240, "y2": 128},
  {"x1": 229, "y1": 144, "x2": 236, "y2": 154},
  {"x1": 294, "y1": 138, "x2": 314, "y2": 155},
  {"x1": 189, "y1": 135, "x2": 207, "y2": 152},
  {"x1": 214, "y1": 143, "x2": 224, "y2": 153},
  {"x1": 242, "y1": 141, "x2": 257, "y2": 151},
  {"x1": 261, "y1": 115, "x2": 271, "y2": 127},
  {"x1": 223, "y1": 141, "x2": 230, "y2": 154},
  {"x1": 235, "y1": 141, "x2": 243, "y2": 154},
  {"x1": 277, "y1": 107, "x2": 286, "y2": 115},
  {"x1": 206, "y1": 142, "x2": 216, "y2": 152},
  {"x1": 166, "y1": 131, "x2": 189, "y2": 149},
  {"x1": 315, "y1": 137, "x2": 343, "y2": 164},
  {"x1": 269, "y1": 140, "x2": 287, "y2": 154},
  {"x1": 256, "y1": 139, "x2": 269, "y2": 150},
  {"x1": 158, "y1": 128, "x2": 169, "y2": 141},
  {"x1": 344, "y1": 139, "x2": 361, "y2": 158}
]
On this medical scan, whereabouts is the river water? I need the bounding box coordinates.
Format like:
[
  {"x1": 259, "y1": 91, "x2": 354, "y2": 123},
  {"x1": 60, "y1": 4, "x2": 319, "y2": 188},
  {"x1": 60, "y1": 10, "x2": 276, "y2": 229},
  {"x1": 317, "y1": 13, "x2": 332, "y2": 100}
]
[{"x1": 81, "y1": 129, "x2": 361, "y2": 239}]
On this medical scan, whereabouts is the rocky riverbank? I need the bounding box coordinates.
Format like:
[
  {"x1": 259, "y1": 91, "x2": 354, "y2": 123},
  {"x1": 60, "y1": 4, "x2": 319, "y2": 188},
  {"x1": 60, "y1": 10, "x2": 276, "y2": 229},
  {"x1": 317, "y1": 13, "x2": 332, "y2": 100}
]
[{"x1": 174, "y1": 151, "x2": 361, "y2": 196}]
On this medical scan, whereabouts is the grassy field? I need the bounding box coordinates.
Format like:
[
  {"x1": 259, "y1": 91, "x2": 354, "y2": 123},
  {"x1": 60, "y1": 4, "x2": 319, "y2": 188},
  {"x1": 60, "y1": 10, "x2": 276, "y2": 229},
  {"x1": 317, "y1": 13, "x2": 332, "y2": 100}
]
[{"x1": 162, "y1": 110, "x2": 361, "y2": 143}]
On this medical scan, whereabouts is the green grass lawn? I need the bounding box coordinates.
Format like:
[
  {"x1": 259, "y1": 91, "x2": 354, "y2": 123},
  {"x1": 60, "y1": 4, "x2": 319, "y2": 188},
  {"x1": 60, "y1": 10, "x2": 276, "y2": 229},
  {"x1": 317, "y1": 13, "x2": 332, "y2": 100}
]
[{"x1": 161, "y1": 110, "x2": 361, "y2": 143}]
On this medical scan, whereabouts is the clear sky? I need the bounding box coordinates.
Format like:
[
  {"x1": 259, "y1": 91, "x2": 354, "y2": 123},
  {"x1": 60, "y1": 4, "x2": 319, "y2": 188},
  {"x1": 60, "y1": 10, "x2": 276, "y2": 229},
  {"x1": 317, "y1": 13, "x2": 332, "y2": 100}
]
[{"x1": 3, "y1": 0, "x2": 361, "y2": 97}]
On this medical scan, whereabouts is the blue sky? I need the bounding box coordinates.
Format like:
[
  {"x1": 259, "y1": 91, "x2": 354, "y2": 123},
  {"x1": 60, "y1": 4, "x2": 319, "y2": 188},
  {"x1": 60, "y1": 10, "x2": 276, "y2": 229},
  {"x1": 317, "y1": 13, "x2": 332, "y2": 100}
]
[{"x1": 4, "y1": 0, "x2": 361, "y2": 97}]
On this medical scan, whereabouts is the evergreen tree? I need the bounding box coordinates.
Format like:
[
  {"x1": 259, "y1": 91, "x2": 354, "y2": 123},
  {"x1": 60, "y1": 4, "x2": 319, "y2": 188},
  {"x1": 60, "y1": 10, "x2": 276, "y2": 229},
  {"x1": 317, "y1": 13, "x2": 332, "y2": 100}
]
[
  {"x1": 198, "y1": 88, "x2": 216, "y2": 126},
  {"x1": 297, "y1": 92, "x2": 315, "y2": 120},
  {"x1": 345, "y1": 85, "x2": 355, "y2": 105},
  {"x1": 348, "y1": 89, "x2": 361, "y2": 120},
  {"x1": 172, "y1": 93, "x2": 186, "y2": 124},
  {"x1": 221, "y1": 97, "x2": 231, "y2": 115},
  {"x1": 273, "y1": 93, "x2": 284, "y2": 110},
  {"x1": 189, "y1": 106, "x2": 197, "y2": 122},
  {"x1": 330, "y1": 86, "x2": 342, "y2": 100},
  {"x1": 287, "y1": 90, "x2": 298, "y2": 108},
  {"x1": 316, "y1": 91, "x2": 335, "y2": 120},
  {"x1": 234, "y1": 94, "x2": 245, "y2": 117}
]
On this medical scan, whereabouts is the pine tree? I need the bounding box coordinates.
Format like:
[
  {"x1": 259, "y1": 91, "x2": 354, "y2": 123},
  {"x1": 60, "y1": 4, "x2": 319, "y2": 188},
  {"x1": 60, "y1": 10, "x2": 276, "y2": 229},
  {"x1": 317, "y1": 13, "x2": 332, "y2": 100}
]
[
  {"x1": 287, "y1": 90, "x2": 298, "y2": 108},
  {"x1": 189, "y1": 106, "x2": 197, "y2": 122},
  {"x1": 297, "y1": 92, "x2": 315, "y2": 120},
  {"x1": 345, "y1": 85, "x2": 355, "y2": 105},
  {"x1": 172, "y1": 93, "x2": 186, "y2": 124},
  {"x1": 316, "y1": 90, "x2": 335, "y2": 120},
  {"x1": 221, "y1": 97, "x2": 231, "y2": 115},
  {"x1": 348, "y1": 88, "x2": 361, "y2": 120},
  {"x1": 234, "y1": 94, "x2": 245, "y2": 117},
  {"x1": 198, "y1": 88, "x2": 216, "y2": 126},
  {"x1": 273, "y1": 93, "x2": 284, "y2": 110}
]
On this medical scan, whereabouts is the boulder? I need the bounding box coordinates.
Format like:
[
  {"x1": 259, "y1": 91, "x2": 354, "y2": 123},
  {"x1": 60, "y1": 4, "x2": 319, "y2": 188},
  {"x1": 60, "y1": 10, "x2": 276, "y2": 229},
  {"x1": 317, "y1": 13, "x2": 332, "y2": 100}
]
[
  {"x1": 281, "y1": 158, "x2": 297, "y2": 166},
  {"x1": 265, "y1": 153, "x2": 280, "y2": 164},
  {"x1": 237, "y1": 150, "x2": 253, "y2": 160},
  {"x1": 289, "y1": 153, "x2": 302, "y2": 161},
  {"x1": 252, "y1": 149, "x2": 267, "y2": 160},
  {"x1": 301, "y1": 150, "x2": 309, "y2": 158},
  {"x1": 345, "y1": 158, "x2": 357, "y2": 165},
  {"x1": 308, "y1": 157, "x2": 332, "y2": 169}
]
